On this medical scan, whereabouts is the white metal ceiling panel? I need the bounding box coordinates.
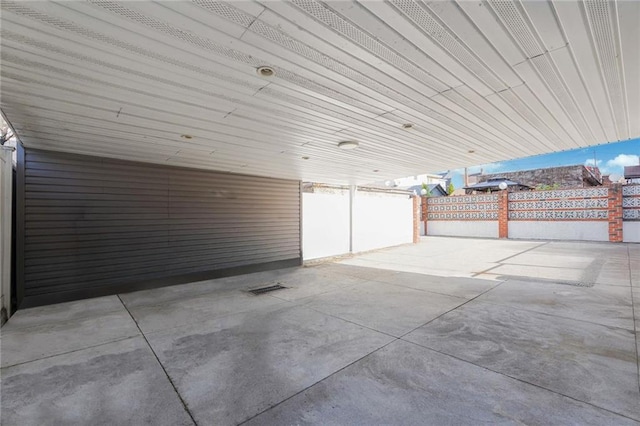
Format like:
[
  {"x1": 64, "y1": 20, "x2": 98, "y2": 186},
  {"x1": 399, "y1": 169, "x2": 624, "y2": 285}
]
[
  {"x1": 519, "y1": 0, "x2": 567, "y2": 52},
  {"x1": 424, "y1": 0, "x2": 523, "y2": 89},
  {"x1": 616, "y1": 0, "x2": 640, "y2": 138},
  {"x1": 1, "y1": 0, "x2": 638, "y2": 185},
  {"x1": 457, "y1": 0, "x2": 527, "y2": 66}
]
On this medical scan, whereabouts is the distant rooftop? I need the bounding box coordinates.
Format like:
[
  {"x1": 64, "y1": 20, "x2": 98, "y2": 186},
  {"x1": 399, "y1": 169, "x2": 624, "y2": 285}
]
[
  {"x1": 464, "y1": 177, "x2": 532, "y2": 192},
  {"x1": 625, "y1": 165, "x2": 640, "y2": 179}
]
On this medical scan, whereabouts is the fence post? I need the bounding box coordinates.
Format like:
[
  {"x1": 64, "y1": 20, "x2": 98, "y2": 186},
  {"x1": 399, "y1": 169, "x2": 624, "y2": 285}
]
[
  {"x1": 412, "y1": 196, "x2": 420, "y2": 243},
  {"x1": 421, "y1": 196, "x2": 428, "y2": 236},
  {"x1": 608, "y1": 184, "x2": 623, "y2": 242},
  {"x1": 498, "y1": 190, "x2": 509, "y2": 239}
]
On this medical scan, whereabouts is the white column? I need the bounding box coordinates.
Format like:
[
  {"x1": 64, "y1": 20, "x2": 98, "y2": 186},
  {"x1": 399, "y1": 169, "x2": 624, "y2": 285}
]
[
  {"x1": 349, "y1": 185, "x2": 356, "y2": 253},
  {"x1": 0, "y1": 146, "x2": 13, "y2": 323}
]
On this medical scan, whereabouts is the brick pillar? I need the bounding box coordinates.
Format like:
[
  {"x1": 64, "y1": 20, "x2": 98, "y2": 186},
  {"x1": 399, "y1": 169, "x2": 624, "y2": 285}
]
[
  {"x1": 412, "y1": 196, "x2": 420, "y2": 243},
  {"x1": 608, "y1": 184, "x2": 623, "y2": 242},
  {"x1": 498, "y1": 190, "x2": 509, "y2": 239},
  {"x1": 421, "y1": 196, "x2": 428, "y2": 236}
]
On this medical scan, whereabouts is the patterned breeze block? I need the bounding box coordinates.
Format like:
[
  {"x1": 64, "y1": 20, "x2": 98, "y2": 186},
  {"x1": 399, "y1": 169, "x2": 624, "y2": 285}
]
[
  {"x1": 426, "y1": 194, "x2": 498, "y2": 220},
  {"x1": 508, "y1": 187, "x2": 609, "y2": 221},
  {"x1": 622, "y1": 185, "x2": 640, "y2": 220}
]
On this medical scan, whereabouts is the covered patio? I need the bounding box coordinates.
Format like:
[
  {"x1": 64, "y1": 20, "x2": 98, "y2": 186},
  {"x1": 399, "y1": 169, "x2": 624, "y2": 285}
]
[{"x1": 2, "y1": 237, "x2": 638, "y2": 425}]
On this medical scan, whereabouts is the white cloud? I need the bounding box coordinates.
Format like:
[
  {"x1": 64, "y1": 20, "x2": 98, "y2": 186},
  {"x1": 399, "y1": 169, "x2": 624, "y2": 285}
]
[
  {"x1": 584, "y1": 158, "x2": 608, "y2": 174},
  {"x1": 606, "y1": 154, "x2": 639, "y2": 169}
]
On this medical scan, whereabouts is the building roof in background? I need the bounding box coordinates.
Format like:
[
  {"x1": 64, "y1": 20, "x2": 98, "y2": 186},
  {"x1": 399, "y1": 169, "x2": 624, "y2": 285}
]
[
  {"x1": 464, "y1": 178, "x2": 532, "y2": 191},
  {"x1": 407, "y1": 183, "x2": 448, "y2": 197},
  {"x1": 478, "y1": 164, "x2": 602, "y2": 188},
  {"x1": 624, "y1": 165, "x2": 640, "y2": 179}
]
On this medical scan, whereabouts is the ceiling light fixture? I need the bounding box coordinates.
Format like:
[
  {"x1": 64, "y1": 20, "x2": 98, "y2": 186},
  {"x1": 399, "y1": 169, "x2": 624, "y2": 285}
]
[
  {"x1": 256, "y1": 66, "x2": 275, "y2": 77},
  {"x1": 338, "y1": 140, "x2": 359, "y2": 150}
]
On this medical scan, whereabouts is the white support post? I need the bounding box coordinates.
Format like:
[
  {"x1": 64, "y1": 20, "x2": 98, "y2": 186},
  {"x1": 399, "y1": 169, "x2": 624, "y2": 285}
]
[
  {"x1": 0, "y1": 146, "x2": 13, "y2": 324},
  {"x1": 349, "y1": 185, "x2": 356, "y2": 253}
]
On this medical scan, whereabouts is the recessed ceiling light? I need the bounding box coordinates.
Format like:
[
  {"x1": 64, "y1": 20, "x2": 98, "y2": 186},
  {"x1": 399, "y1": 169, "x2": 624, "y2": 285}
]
[
  {"x1": 402, "y1": 123, "x2": 414, "y2": 129},
  {"x1": 257, "y1": 66, "x2": 275, "y2": 77},
  {"x1": 302, "y1": 156, "x2": 310, "y2": 160},
  {"x1": 338, "y1": 140, "x2": 359, "y2": 150},
  {"x1": 180, "y1": 134, "x2": 193, "y2": 140}
]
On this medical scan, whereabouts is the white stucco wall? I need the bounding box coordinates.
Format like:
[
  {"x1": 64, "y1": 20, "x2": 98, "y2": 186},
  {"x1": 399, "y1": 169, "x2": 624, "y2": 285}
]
[
  {"x1": 623, "y1": 222, "x2": 640, "y2": 243},
  {"x1": 303, "y1": 189, "x2": 414, "y2": 260},
  {"x1": 509, "y1": 221, "x2": 609, "y2": 242},
  {"x1": 427, "y1": 221, "x2": 497, "y2": 238},
  {"x1": 302, "y1": 192, "x2": 350, "y2": 260},
  {"x1": 352, "y1": 191, "x2": 413, "y2": 253}
]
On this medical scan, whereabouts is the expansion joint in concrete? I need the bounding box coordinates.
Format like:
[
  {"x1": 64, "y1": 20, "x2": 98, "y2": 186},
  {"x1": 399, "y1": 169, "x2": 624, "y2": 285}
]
[{"x1": 116, "y1": 295, "x2": 199, "y2": 426}]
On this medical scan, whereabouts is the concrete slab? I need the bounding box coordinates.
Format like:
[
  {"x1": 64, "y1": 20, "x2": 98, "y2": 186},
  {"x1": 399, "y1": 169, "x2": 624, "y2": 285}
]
[
  {"x1": 0, "y1": 337, "x2": 193, "y2": 426},
  {"x1": 2, "y1": 237, "x2": 636, "y2": 424},
  {"x1": 144, "y1": 303, "x2": 393, "y2": 426},
  {"x1": 124, "y1": 290, "x2": 286, "y2": 334},
  {"x1": 265, "y1": 270, "x2": 368, "y2": 301},
  {"x1": 300, "y1": 281, "x2": 466, "y2": 336},
  {"x1": 312, "y1": 263, "x2": 400, "y2": 281},
  {"x1": 595, "y1": 256, "x2": 632, "y2": 286},
  {"x1": 501, "y1": 252, "x2": 595, "y2": 269},
  {"x1": 118, "y1": 269, "x2": 298, "y2": 309},
  {"x1": 488, "y1": 263, "x2": 586, "y2": 283},
  {"x1": 404, "y1": 302, "x2": 640, "y2": 420},
  {"x1": 1, "y1": 298, "x2": 139, "y2": 368},
  {"x1": 337, "y1": 237, "x2": 551, "y2": 279},
  {"x1": 371, "y1": 272, "x2": 502, "y2": 300},
  {"x1": 476, "y1": 279, "x2": 635, "y2": 330},
  {"x1": 245, "y1": 340, "x2": 638, "y2": 426},
  {"x1": 340, "y1": 256, "x2": 499, "y2": 278},
  {"x1": 1, "y1": 296, "x2": 124, "y2": 330}
]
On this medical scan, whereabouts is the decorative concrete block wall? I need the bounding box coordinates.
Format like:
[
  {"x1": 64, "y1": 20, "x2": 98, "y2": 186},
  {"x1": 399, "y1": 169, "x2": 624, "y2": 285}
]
[
  {"x1": 425, "y1": 194, "x2": 499, "y2": 238},
  {"x1": 623, "y1": 185, "x2": 640, "y2": 243},
  {"x1": 423, "y1": 185, "x2": 636, "y2": 243},
  {"x1": 508, "y1": 187, "x2": 610, "y2": 242}
]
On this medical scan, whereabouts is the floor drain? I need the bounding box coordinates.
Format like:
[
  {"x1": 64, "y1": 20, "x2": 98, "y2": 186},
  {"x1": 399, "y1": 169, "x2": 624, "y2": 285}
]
[{"x1": 249, "y1": 284, "x2": 287, "y2": 295}]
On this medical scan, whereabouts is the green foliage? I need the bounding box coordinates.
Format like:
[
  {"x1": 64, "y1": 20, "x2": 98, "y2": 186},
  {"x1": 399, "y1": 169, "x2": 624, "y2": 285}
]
[
  {"x1": 535, "y1": 183, "x2": 560, "y2": 191},
  {"x1": 447, "y1": 182, "x2": 455, "y2": 195},
  {"x1": 421, "y1": 182, "x2": 432, "y2": 197}
]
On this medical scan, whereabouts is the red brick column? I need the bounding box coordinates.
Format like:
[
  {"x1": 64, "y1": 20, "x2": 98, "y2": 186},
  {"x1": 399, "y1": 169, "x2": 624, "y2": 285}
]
[
  {"x1": 608, "y1": 184, "x2": 623, "y2": 242},
  {"x1": 421, "y1": 196, "x2": 428, "y2": 237},
  {"x1": 412, "y1": 195, "x2": 420, "y2": 243},
  {"x1": 498, "y1": 190, "x2": 509, "y2": 239}
]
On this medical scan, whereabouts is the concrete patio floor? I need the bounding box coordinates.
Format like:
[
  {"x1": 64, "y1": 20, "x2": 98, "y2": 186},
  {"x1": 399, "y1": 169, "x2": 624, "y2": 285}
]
[{"x1": 1, "y1": 236, "x2": 639, "y2": 425}]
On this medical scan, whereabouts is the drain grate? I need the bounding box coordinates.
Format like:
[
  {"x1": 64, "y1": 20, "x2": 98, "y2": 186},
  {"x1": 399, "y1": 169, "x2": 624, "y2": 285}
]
[{"x1": 249, "y1": 284, "x2": 287, "y2": 295}]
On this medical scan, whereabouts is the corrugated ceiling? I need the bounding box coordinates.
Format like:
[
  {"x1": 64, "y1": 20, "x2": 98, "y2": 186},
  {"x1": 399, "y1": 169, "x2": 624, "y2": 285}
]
[{"x1": 1, "y1": 0, "x2": 638, "y2": 184}]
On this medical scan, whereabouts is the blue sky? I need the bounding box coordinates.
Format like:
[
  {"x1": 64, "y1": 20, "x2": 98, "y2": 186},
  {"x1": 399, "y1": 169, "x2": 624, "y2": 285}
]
[{"x1": 445, "y1": 137, "x2": 640, "y2": 189}]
